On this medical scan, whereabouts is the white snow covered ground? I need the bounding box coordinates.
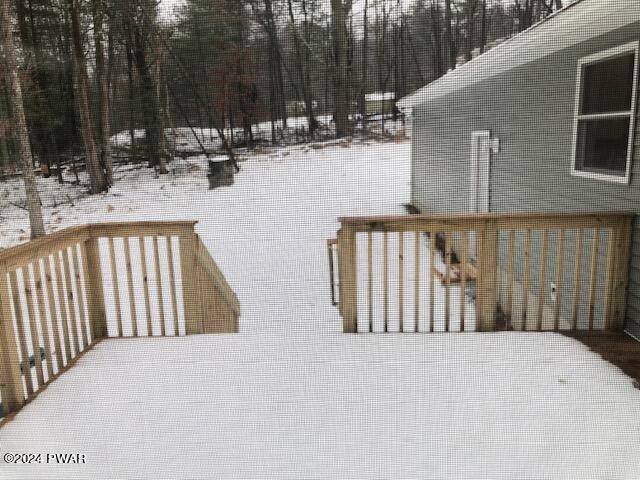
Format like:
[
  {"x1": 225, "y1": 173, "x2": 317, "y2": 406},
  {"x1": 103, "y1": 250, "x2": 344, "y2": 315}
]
[{"x1": 1, "y1": 136, "x2": 640, "y2": 478}]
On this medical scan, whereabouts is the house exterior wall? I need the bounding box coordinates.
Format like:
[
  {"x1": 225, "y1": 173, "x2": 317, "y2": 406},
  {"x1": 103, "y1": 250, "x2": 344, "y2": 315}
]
[{"x1": 411, "y1": 21, "x2": 640, "y2": 336}]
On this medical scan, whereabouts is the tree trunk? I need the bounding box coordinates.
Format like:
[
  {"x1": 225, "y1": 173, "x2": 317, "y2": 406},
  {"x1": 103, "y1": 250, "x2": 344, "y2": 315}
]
[
  {"x1": 330, "y1": 0, "x2": 351, "y2": 138},
  {"x1": 480, "y1": 0, "x2": 487, "y2": 53},
  {"x1": 93, "y1": 0, "x2": 113, "y2": 185},
  {"x1": 131, "y1": 1, "x2": 164, "y2": 171},
  {"x1": 124, "y1": 28, "x2": 137, "y2": 156},
  {"x1": 444, "y1": 0, "x2": 457, "y2": 70},
  {"x1": 430, "y1": 0, "x2": 444, "y2": 78},
  {"x1": 465, "y1": 0, "x2": 478, "y2": 62},
  {"x1": 287, "y1": 0, "x2": 317, "y2": 136},
  {"x1": 263, "y1": 0, "x2": 288, "y2": 132},
  {"x1": 359, "y1": 0, "x2": 369, "y2": 131},
  {"x1": 153, "y1": 36, "x2": 168, "y2": 174},
  {"x1": 0, "y1": 0, "x2": 45, "y2": 238},
  {"x1": 67, "y1": 0, "x2": 108, "y2": 194}
]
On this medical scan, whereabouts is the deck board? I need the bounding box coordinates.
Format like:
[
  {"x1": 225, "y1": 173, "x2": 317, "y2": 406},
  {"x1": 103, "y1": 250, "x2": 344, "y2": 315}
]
[{"x1": 563, "y1": 331, "x2": 640, "y2": 385}]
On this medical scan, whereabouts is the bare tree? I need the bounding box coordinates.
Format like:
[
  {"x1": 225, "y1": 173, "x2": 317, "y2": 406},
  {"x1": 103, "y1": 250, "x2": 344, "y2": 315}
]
[
  {"x1": 429, "y1": 0, "x2": 445, "y2": 79},
  {"x1": 359, "y1": 0, "x2": 369, "y2": 131},
  {"x1": 480, "y1": 0, "x2": 487, "y2": 53},
  {"x1": 463, "y1": 0, "x2": 480, "y2": 61},
  {"x1": 130, "y1": 0, "x2": 166, "y2": 172},
  {"x1": 93, "y1": 0, "x2": 114, "y2": 184},
  {"x1": 0, "y1": 0, "x2": 45, "y2": 238},
  {"x1": 444, "y1": 0, "x2": 457, "y2": 70},
  {"x1": 262, "y1": 0, "x2": 288, "y2": 136},
  {"x1": 286, "y1": 0, "x2": 317, "y2": 136},
  {"x1": 68, "y1": 0, "x2": 109, "y2": 193},
  {"x1": 330, "y1": 0, "x2": 352, "y2": 138}
]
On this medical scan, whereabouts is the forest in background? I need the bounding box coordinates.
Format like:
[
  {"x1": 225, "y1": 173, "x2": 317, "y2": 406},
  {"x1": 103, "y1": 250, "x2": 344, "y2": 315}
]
[{"x1": 0, "y1": 0, "x2": 567, "y2": 238}]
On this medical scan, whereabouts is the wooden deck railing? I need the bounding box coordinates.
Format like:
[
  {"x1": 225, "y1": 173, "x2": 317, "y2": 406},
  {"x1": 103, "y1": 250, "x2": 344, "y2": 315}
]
[
  {"x1": 332, "y1": 212, "x2": 633, "y2": 334},
  {"x1": 0, "y1": 221, "x2": 239, "y2": 416}
]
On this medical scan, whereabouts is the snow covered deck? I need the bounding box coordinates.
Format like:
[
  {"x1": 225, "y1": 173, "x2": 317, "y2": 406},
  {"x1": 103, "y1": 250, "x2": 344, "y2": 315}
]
[{"x1": 2, "y1": 333, "x2": 640, "y2": 479}]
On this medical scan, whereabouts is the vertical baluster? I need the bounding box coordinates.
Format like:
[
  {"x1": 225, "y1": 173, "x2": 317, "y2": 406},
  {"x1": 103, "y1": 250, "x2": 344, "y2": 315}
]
[
  {"x1": 398, "y1": 232, "x2": 404, "y2": 333},
  {"x1": 587, "y1": 229, "x2": 601, "y2": 330},
  {"x1": 603, "y1": 228, "x2": 617, "y2": 331},
  {"x1": 444, "y1": 233, "x2": 452, "y2": 332},
  {"x1": 505, "y1": 230, "x2": 515, "y2": 329},
  {"x1": 460, "y1": 232, "x2": 469, "y2": 332},
  {"x1": 62, "y1": 248, "x2": 81, "y2": 353},
  {"x1": 521, "y1": 230, "x2": 532, "y2": 331},
  {"x1": 367, "y1": 231, "x2": 373, "y2": 333},
  {"x1": 34, "y1": 260, "x2": 54, "y2": 380},
  {"x1": 429, "y1": 231, "x2": 436, "y2": 333},
  {"x1": 553, "y1": 230, "x2": 566, "y2": 331},
  {"x1": 53, "y1": 253, "x2": 72, "y2": 363},
  {"x1": 153, "y1": 236, "x2": 167, "y2": 336},
  {"x1": 571, "y1": 229, "x2": 584, "y2": 330},
  {"x1": 71, "y1": 245, "x2": 90, "y2": 347},
  {"x1": 23, "y1": 265, "x2": 44, "y2": 388},
  {"x1": 536, "y1": 230, "x2": 549, "y2": 331},
  {"x1": 123, "y1": 237, "x2": 138, "y2": 337},
  {"x1": 383, "y1": 232, "x2": 389, "y2": 333},
  {"x1": 139, "y1": 237, "x2": 154, "y2": 336},
  {"x1": 108, "y1": 237, "x2": 124, "y2": 337},
  {"x1": 328, "y1": 241, "x2": 337, "y2": 306},
  {"x1": 414, "y1": 231, "x2": 420, "y2": 333},
  {"x1": 9, "y1": 270, "x2": 34, "y2": 396},
  {"x1": 43, "y1": 256, "x2": 64, "y2": 370},
  {"x1": 610, "y1": 216, "x2": 633, "y2": 331},
  {"x1": 166, "y1": 237, "x2": 180, "y2": 336}
]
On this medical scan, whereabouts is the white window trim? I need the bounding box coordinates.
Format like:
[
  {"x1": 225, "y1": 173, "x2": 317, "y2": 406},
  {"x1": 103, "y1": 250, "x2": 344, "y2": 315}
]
[{"x1": 570, "y1": 41, "x2": 640, "y2": 184}]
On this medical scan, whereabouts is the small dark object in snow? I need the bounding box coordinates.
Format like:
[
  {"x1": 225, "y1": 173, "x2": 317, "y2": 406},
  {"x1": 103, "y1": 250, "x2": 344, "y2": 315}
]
[
  {"x1": 633, "y1": 380, "x2": 640, "y2": 390},
  {"x1": 208, "y1": 159, "x2": 235, "y2": 190},
  {"x1": 558, "y1": 378, "x2": 567, "y2": 384}
]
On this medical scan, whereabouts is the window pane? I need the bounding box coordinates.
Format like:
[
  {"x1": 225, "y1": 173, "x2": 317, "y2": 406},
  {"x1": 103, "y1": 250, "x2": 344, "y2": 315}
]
[
  {"x1": 581, "y1": 53, "x2": 635, "y2": 115},
  {"x1": 575, "y1": 117, "x2": 630, "y2": 175}
]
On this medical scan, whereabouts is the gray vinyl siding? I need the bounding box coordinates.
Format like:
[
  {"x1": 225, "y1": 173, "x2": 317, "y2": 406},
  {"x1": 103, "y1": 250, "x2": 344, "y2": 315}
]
[{"x1": 411, "y1": 21, "x2": 640, "y2": 334}]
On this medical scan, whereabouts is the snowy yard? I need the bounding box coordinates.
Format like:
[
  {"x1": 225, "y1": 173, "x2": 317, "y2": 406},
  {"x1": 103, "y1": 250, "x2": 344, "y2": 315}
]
[{"x1": 2, "y1": 137, "x2": 640, "y2": 478}]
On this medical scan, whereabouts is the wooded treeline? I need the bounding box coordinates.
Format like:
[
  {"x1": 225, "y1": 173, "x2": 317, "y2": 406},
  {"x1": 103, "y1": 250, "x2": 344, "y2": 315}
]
[{"x1": 0, "y1": 0, "x2": 566, "y2": 237}]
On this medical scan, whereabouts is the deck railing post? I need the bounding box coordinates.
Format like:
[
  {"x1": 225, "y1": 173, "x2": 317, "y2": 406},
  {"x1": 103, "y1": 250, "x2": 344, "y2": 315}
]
[
  {"x1": 609, "y1": 216, "x2": 633, "y2": 331},
  {"x1": 0, "y1": 265, "x2": 26, "y2": 413},
  {"x1": 338, "y1": 224, "x2": 357, "y2": 333},
  {"x1": 179, "y1": 227, "x2": 204, "y2": 335},
  {"x1": 82, "y1": 236, "x2": 107, "y2": 341},
  {"x1": 476, "y1": 221, "x2": 499, "y2": 332}
]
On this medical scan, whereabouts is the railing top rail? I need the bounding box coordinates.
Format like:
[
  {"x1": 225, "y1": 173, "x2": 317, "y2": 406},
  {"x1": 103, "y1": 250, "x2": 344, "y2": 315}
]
[
  {"x1": 0, "y1": 225, "x2": 91, "y2": 266},
  {"x1": 338, "y1": 211, "x2": 634, "y2": 231},
  {"x1": 90, "y1": 220, "x2": 198, "y2": 238},
  {"x1": 0, "y1": 221, "x2": 199, "y2": 267}
]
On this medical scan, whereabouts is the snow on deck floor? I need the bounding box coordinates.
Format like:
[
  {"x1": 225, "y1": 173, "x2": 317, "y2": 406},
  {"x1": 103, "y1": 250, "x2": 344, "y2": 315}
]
[{"x1": 2, "y1": 333, "x2": 640, "y2": 479}]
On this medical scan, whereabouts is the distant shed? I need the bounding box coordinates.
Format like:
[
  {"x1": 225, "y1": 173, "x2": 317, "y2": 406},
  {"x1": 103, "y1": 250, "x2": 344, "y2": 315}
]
[{"x1": 364, "y1": 92, "x2": 397, "y2": 117}]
